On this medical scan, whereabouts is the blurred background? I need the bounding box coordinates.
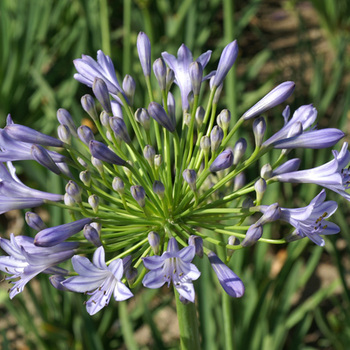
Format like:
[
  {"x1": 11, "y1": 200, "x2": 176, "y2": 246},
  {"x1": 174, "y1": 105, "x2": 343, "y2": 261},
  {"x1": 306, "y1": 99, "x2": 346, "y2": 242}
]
[{"x1": 0, "y1": 0, "x2": 349, "y2": 349}]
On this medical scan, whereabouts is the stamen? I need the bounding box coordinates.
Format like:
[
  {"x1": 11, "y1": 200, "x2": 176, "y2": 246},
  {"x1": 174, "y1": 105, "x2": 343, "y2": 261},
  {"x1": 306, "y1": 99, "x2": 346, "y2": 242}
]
[{"x1": 92, "y1": 300, "x2": 96, "y2": 304}]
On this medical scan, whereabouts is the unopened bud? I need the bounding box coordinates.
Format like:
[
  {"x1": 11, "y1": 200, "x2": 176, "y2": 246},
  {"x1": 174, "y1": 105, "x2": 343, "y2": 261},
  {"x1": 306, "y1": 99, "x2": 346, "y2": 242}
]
[
  {"x1": 84, "y1": 224, "x2": 102, "y2": 247},
  {"x1": 88, "y1": 194, "x2": 99, "y2": 213},
  {"x1": 233, "y1": 138, "x2": 247, "y2": 165},
  {"x1": 144, "y1": 145, "x2": 156, "y2": 166},
  {"x1": 188, "y1": 235, "x2": 203, "y2": 258},
  {"x1": 217, "y1": 109, "x2": 231, "y2": 132},
  {"x1": 131, "y1": 185, "x2": 146, "y2": 207},
  {"x1": 81, "y1": 94, "x2": 98, "y2": 120},
  {"x1": 122, "y1": 75, "x2": 136, "y2": 106},
  {"x1": 148, "y1": 231, "x2": 160, "y2": 254},
  {"x1": 25, "y1": 212, "x2": 47, "y2": 231}
]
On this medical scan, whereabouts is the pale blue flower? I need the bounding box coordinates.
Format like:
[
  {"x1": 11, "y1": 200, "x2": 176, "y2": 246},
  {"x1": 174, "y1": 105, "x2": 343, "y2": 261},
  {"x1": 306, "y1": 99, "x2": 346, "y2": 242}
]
[
  {"x1": 62, "y1": 246, "x2": 133, "y2": 315},
  {"x1": 162, "y1": 45, "x2": 212, "y2": 110},
  {"x1": 142, "y1": 238, "x2": 201, "y2": 302},
  {"x1": 0, "y1": 162, "x2": 63, "y2": 214},
  {"x1": 0, "y1": 234, "x2": 77, "y2": 298},
  {"x1": 259, "y1": 190, "x2": 340, "y2": 246},
  {"x1": 275, "y1": 142, "x2": 350, "y2": 201}
]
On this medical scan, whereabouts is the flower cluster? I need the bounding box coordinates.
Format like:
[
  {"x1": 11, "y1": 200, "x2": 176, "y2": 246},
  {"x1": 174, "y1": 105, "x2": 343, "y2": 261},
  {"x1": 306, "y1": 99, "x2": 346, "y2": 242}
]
[{"x1": 0, "y1": 32, "x2": 348, "y2": 315}]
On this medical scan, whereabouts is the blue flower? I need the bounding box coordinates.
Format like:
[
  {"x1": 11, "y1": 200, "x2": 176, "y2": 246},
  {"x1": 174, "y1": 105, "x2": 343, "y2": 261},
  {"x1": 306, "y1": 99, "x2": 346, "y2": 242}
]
[
  {"x1": 74, "y1": 50, "x2": 123, "y2": 100},
  {"x1": 260, "y1": 190, "x2": 340, "y2": 246},
  {"x1": 263, "y1": 104, "x2": 344, "y2": 149},
  {"x1": 0, "y1": 234, "x2": 77, "y2": 298},
  {"x1": 0, "y1": 162, "x2": 63, "y2": 214},
  {"x1": 208, "y1": 252, "x2": 244, "y2": 297},
  {"x1": 275, "y1": 142, "x2": 350, "y2": 201},
  {"x1": 142, "y1": 238, "x2": 201, "y2": 302},
  {"x1": 162, "y1": 45, "x2": 212, "y2": 111},
  {"x1": 0, "y1": 115, "x2": 66, "y2": 163},
  {"x1": 62, "y1": 246, "x2": 133, "y2": 315}
]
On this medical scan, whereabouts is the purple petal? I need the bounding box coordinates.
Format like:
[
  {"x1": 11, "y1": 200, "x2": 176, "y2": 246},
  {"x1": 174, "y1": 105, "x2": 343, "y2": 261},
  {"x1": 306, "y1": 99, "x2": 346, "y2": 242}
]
[
  {"x1": 92, "y1": 246, "x2": 107, "y2": 270},
  {"x1": 108, "y1": 259, "x2": 123, "y2": 281},
  {"x1": 176, "y1": 282, "x2": 196, "y2": 303},
  {"x1": 114, "y1": 281, "x2": 133, "y2": 301},
  {"x1": 142, "y1": 269, "x2": 166, "y2": 289},
  {"x1": 142, "y1": 255, "x2": 164, "y2": 270},
  {"x1": 208, "y1": 252, "x2": 245, "y2": 298},
  {"x1": 177, "y1": 245, "x2": 195, "y2": 262}
]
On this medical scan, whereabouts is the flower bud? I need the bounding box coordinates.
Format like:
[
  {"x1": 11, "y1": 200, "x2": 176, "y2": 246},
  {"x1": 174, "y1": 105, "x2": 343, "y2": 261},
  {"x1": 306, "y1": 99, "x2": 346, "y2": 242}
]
[
  {"x1": 77, "y1": 157, "x2": 88, "y2": 168},
  {"x1": 261, "y1": 163, "x2": 272, "y2": 179},
  {"x1": 189, "y1": 61, "x2": 203, "y2": 96},
  {"x1": 35, "y1": 218, "x2": 92, "y2": 247},
  {"x1": 257, "y1": 203, "x2": 281, "y2": 225},
  {"x1": 92, "y1": 77, "x2": 112, "y2": 113},
  {"x1": 57, "y1": 108, "x2": 77, "y2": 137},
  {"x1": 154, "y1": 154, "x2": 162, "y2": 169},
  {"x1": 31, "y1": 145, "x2": 61, "y2": 175},
  {"x1": 83, "y1": 224, "x2": 102, "y2": 247},
  {"x1": 200, "y1": 136, "x2": 211, "y2": 155},
  {"x1": 166, "y1": 68, "x2": 175, "y2": 91},
  {"x1": 89, "y1": 140, "x2": 126, "y2": 166},
  {"x1": 153, "y1": 58, "x2": 167, "y2": 91},
  {"x1": 57, "y1": 124, "x2": 71, "y2": 144},
  {"x1": 131, "y1": 185, "x2": 146, "y2": 207},
  {"x1": 49, "y1": 275, "x2": 69, "y2": 291},
  {"x1": 111, "y1": 101, "x2": 123, "y2": 118},
  {"x1": 123, "y1": 161, "x2": 133, "y2": 181},
  {"x1": 242, "y1": 81, "x2": 295, "y2": 120},
  {"x1": 123, "y1": 75, "x2": 136, "y2": 106},
  {"x1": 213, "y1": 82, "x2": 223, "y2": 104},
  {"x1": 195, "y1": 106, "x2": 205, "y2": 128},
  {"x1": 232, "y1": 172, "x2": 245, "y2": 191},
  {"x1": 153, "y1": 181, "x2": 165, "y2": 199},
  {"x1": 184, "y1": 113, "x2": 192, "y2": 126},
  {"x1": 208, "y1": 251, "x2": 244, "y2": 297},
  {"x1": 79, "y1": 170, "x2": 91, "y2": 187},
  {"x1": 135, "y1": 108, "x2": 151, "y2": 130},
  {"x1": 143, "y1": 145, "x2": 155, "y2": 166},
  {"x1": 91, "y1": 157, "x2": 104, "y2": 174},
  {"x1": 137, "y1": 32, "x2": 151, "y2": 77},
  {"x1": 210, "y1": 148, "x2": 233, "y2": 172},
  {"x1": 65, "y1": 180, "x2": 82, "y2": 203},
  {"x1": 254, "y1": 178, "x2": 266, "y2": 203},
  {"x1": 77, "y1": 125, "x2": 95, "y2": 146},
  {"x1": 210, "y1": 126, "x2": 224, "y2": 152},
  {"x1": 217, "y1": 109, "x2": 231, "y2": 132},
  {"x1": 112, "y1": 177, "x2": 124, "y2": 194},
  {"x1": 100, "y1": 111, "x2": 110, "y2": 127},
  {"x1": 253, "y1": 117, "x2": 266, "y2": 147},
  {"x1": 64, "y1": 193, "x2": 75, "y2": 206},
  {"x1": 148, "y1": 231, "x2": 160, "y2": 254},
  {"x1": 241, "y1": 224, "x2": 263, "y2": 247},
  {"x1": 233, "y1": 138, "x2": 247, "y2": 165},
  {"x1": 227, "y1": 235, "x2": 240, "y2": 257},
  {"x1": 242, "y1": 197, "x2": 254, "y2": 209},
  {"x1": 88, "y1": 194, "x2": 99, "y2": 213},
  {"x1": 212, "y1": 40, "x2": 238, "y2": 88},
  {"x1": 126, "y1": 267, "x2": 138, "y2": 285},
  {"x1": 81, "y1": 94, "x2": 98, "y2": 120},
  {"x1": 148, "y1": 102, "x2": 175, "y2": 132},
  {"x1": 109, "y1": 117, "x2": 131, "y2": 143},
  {"x1": 25, "y1": 212, "x2": 47, "y2": 231},
  {"x1": 188, "y1": 235, "x2": 203, "y2": 258},
  {"x1": 183, "y1": 169, "x2": 197, "y2": 191}
]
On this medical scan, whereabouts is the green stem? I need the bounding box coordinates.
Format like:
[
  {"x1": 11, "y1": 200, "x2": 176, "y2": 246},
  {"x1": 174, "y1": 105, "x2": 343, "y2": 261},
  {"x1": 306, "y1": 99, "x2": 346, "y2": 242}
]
[
  {"x1": 99, "y1": 0, "x2": 111, "y2": 56},
  {"x1": 119, "y1": 301, "x2": 138, "y2": 350},
  {"x1": 174, "y1": 289, "x2": 201, "y2": 350}
]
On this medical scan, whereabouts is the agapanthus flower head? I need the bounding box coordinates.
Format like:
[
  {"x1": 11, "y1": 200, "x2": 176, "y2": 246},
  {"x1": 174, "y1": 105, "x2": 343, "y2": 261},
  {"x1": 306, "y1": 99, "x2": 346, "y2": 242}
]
[
  {"x1": 1, "y1": 31, "x2": 347, "y2": 321},
  {"x1": 62, "y1": 246, "x2": 133, "y2": 315}
]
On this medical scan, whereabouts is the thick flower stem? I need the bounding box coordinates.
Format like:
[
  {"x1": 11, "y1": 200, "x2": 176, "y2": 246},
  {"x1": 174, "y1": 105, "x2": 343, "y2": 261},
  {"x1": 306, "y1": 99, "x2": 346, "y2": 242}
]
[{"x1": 174, "y1": 289, "x2": 201, "y2": 350}]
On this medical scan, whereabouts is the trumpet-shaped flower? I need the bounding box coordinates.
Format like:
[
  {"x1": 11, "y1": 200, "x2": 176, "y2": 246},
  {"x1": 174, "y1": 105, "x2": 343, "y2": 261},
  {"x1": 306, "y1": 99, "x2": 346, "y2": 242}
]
[
  {"x1": 262, "y1": 104, "x2": 344, "y2": 149},
  {"x1": 0, "y1": 234, "x2": 77, "y2": 298},
  {"x1": 62, "y1": 246, "x2": 133, "y2": 315},
  {"x1": 0, "y1": 116, "x2": 66, "y2": 163},
  {"x1": 142, "y1": 238, "x2": 201, "y2": 302},
  {"x1": 74, "y1": 50, "x2": 123, "y2": 100},
  {"x1": 0, "y1": 162, "x2": 63, "y2": 214},
  {"x1": 275, "y1": 142, "x2": 350, "y2": 201},
  {"x1": 259, "y1": 190, "x2": 339, "y2": 246},
  {"x1": 162, "y1": 44, "x2": 212, "y2": 110}
]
